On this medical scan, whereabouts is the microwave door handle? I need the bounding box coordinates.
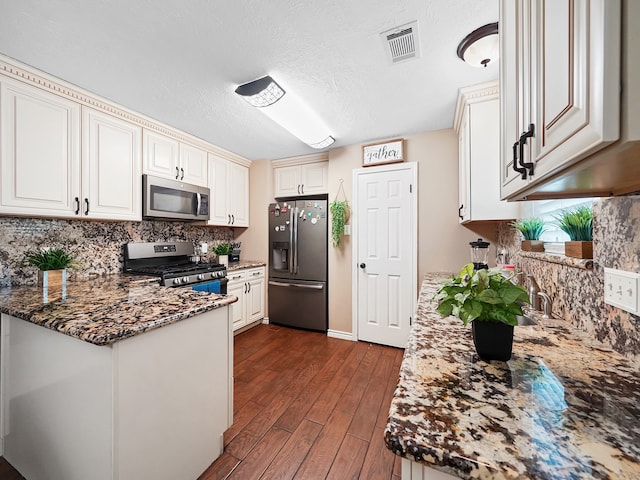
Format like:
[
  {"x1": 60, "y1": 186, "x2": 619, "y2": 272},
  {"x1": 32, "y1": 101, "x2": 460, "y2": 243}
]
[{"x1": 196, "y1": 193, "x2": 201, "y2": 215}]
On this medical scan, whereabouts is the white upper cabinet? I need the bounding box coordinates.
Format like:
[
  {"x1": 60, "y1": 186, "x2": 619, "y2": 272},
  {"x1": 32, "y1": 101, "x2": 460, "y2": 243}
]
[
  {"x1": 0, "y1": 77, "x2": 81, "y2": 216},
  {"x1": 143, "y1": 130, "x2": 208, "y2": 187},
  {"x1": 500, "y1": 0, "x2": 624, "y2": 200},
  {"x1": 178, "y1": 143, "x2": 208, "y2": 187},
  {"x1": 82, "y1": 107, "x2": 142, "y2": 221},
  {"x1": 455, "y1": 82, "x2": 518, "y2": 223},
  {"x1": 208, "y1": 154, "x2": 249, "y2": 227},
  {"x1": 273, "y1": 160, "x2": 328, "y2": 197},
  {"x1": 0, "y1": 77, "x2": 141, "y2": 221}
]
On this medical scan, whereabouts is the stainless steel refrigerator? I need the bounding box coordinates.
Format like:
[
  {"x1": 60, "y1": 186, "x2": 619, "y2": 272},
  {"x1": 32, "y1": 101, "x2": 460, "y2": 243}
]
[{"x1": 268, "y1": 199, "x2": 328, "y2": 332}]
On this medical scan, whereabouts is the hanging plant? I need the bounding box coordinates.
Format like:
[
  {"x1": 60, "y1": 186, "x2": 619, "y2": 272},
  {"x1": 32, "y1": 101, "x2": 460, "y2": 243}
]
[{"x1": 330, "y1": 200, "x2": 349, "y2": 247}]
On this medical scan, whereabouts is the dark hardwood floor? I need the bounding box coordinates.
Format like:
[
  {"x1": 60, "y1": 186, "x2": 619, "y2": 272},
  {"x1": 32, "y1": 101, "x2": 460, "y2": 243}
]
[
  {"x1": 201, "y1": 324, "x2": 404, "y2": 480},
  {"x1": 0, "y1": 323, "x2": 404, "y2": 480}
]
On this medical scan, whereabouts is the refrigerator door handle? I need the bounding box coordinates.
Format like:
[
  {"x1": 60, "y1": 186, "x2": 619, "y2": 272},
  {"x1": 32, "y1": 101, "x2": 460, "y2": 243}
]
[
  {"x1": 288, "y1": 207, "x2": 294, "y2": 274},
  {"x1": 293, "y1": 206, "x2": 299, "y2": 274},
  {"x1": 268, "y1": 281, "x2": 324, "y2": 290}
]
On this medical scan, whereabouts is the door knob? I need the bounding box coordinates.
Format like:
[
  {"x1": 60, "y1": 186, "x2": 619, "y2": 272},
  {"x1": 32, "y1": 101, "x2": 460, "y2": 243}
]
[{"x1": 359, "y1": 263, "x2": 366, "y2": 269}]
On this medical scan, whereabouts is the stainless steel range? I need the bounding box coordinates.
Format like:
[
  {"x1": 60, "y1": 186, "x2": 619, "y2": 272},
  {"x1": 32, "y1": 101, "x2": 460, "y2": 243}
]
[{"x1": 124, "y1": 241, "x2": 227, "y2": 293}]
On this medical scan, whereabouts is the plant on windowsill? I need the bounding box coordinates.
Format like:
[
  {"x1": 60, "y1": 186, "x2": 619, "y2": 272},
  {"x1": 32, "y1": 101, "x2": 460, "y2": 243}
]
[
  {"x1": 433, "y1": 263, "x2": 530, "y2": 361},
  {"x1": 23, "y1": 247, "x2": 78, "y2": 288},
  {"x1": 213, "y1": 243, "x2": 232, "y2": 266},
  {"x1": 330, "y1": 200, "x2": 350, "y2": 247},
  {"x1": 555, "y1": 206, "x2": 593, "y2": 259},
  {"x1": 511, "y1": 217, "x2": 545, "y2": 252}
]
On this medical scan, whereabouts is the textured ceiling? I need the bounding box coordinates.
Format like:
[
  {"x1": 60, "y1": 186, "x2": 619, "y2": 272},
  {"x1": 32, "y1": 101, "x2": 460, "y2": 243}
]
[{"x1": 0, "y1": 0, "x2": 498, "y2": 161}]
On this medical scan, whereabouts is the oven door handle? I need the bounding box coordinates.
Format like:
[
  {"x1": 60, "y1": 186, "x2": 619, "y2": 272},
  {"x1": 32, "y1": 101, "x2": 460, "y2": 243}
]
[{"x1": 196, "y1": 193, "x2": 201, "y2": 216}]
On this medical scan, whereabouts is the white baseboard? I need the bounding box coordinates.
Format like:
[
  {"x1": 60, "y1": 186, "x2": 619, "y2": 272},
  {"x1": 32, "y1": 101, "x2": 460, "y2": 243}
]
[
  {"x1": 327, "y1": 329, "x2": 355, "y2": 341},
  {"x1": 262, "y1": 317, "x2": 269, "y2": 324}
]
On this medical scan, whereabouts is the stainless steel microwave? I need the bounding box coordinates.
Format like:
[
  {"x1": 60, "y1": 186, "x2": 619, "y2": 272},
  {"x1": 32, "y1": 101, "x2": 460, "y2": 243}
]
[{"x1": 142, "y1": 174, "x2": 210, "y2": 221}]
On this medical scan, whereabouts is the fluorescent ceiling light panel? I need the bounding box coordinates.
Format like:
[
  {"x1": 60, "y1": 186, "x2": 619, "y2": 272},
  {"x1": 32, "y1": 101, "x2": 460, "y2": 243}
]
[{"x1": 235, "y1": 75, "x2": 335, "y2": 149}]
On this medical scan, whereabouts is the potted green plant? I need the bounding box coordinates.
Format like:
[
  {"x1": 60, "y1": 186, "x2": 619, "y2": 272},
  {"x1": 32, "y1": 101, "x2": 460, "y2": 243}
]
[
  {"x1": 433, "y1": 263, "x2": 530, "y2": 361},
  {"x1": 213, "y1": 243, "x2": 232, "y2": 266},
  {"x1": 330, "y1": 200, "x2": 350, "y2": 247},
  {"x1": 511, "y1": 217, "x2": 545, "y2": 252},
  {"x1": 555, "y1": 206, "x2": 593, "y2": 258},
  {"x1": 23, "y1": 247, "x2": 77, "y2": 288}
]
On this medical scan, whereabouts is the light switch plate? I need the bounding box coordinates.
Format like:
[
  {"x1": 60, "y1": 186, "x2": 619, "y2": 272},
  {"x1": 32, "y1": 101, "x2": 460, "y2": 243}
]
[{"x1": 604, "y1": 267, "x2": 640, "y2": 314}]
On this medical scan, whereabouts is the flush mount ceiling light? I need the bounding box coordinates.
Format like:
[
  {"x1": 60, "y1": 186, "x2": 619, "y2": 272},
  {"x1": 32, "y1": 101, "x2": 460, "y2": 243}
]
[
  {"x1": 456, "y1": 22, "x2": 499, "y2": 68},
  {"x1": 235, "y1": 75, "x2": 335, "y2": 150}
]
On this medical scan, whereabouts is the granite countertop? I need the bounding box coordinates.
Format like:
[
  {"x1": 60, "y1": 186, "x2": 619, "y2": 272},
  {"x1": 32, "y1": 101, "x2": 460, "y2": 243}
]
[
  {"x1": 0, "y1": 274, "x2": 237, "y2": 346},
  {"x1": 385, "y1": 273, "x2": 640, "y2": 479},
  {"x1": 227, "y1": 260, "x2": 266, "y2": 271}
]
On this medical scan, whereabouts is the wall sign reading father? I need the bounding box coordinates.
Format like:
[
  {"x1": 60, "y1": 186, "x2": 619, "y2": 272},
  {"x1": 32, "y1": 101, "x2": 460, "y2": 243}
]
[{"x1": 362, "y1": 138, "x2": 405, "y2": 166}]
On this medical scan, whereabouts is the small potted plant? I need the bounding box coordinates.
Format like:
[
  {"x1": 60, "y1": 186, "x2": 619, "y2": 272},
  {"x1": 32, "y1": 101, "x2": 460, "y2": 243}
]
[
  {"x1": 555, "y1": 206, "x2": 593, "y2": 258},
  {"x1": 511, "y1": 217, "x2": 545, "y2": 252},
  {"x1": 23, "y1": 247, "x2": 77, "y2": 288},
  {"x1": 433, "y1": 263, "x2": 530, "y2": 361},
  {"x1": 213, "y1": 243, "x2": 232, "y2": 266},
  {"x1": 330, "y1": 200, "x2": 350, "y2": 247}
]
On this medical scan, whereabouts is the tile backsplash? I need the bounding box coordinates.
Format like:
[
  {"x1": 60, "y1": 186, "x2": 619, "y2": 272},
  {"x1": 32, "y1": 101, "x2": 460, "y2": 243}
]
[
  {"x1": 0, "y1": 217, "x2": 234, "y2": 287},
  {"x1": 497, "y1": 195, "x2": 640, "y2": 366}
]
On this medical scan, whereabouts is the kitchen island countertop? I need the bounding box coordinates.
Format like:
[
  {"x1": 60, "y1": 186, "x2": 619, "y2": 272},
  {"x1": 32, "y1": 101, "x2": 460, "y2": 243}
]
[
  {"x1": 385, "y1": 273, "x2": 640, "y2": 479},
  {"x1": 0, "y1": 273, "x2": 237, "y2": 346}
]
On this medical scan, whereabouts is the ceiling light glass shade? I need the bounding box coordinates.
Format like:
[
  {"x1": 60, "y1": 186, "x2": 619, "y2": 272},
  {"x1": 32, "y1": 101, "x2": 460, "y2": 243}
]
[
  {"x1": 235, "y1": 75, "x2": 335, "y2": 149},
  {"x1": 457, "y1": 23, "x2": 499, "y2": 68}
]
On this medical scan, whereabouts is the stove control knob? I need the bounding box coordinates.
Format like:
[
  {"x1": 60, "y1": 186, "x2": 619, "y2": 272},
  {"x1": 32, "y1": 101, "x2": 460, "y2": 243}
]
[
  {"x1": 211, "y1": 273, "x2": 216, "y2": 279},
  {"x1": 173, "y1": 278, "x2": 181, "y2": 285},
  {"x1": 197, "y1": 274, "x2": 204, "y2": 280},
  {"x1": 183, "y1": 276, "x2": 189, "y2": 283}
]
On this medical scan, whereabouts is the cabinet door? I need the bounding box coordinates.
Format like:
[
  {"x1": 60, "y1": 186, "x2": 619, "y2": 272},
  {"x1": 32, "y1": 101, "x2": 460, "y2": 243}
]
[
  {"x1": 274, "y1": 165, "x2": 301, "y2": 197},
  {"x1": 300, "y1": 162, "x2": 328, "y2": 195},
  {"x1": 458, "y1": 106, "x2": 470, "y2": 223},
  {"x1": 500, "y1": 0, "x2": 533, "y2": 199},
  {"x1": 143, "y1": 130, "x2": 179, "y2": 180},
  {"x1": 82, "y1": 107, "x2": 142, "y2": 220},
  {"x1": 179, "y1": 143, "x2": 208, "y2": 187},
  {"x1": 246, "y1": 269, "x2": 265, "y2": 322},
  {"x1": 227, "y1": 273, "x2": 247, "y2": 331},
  {"x1": 229, "y1": 163, "x2": 249, "y2": 227},
  {"x1": 530, "y1": 0, "x2": 620, "y2": 178},
  {"x1": 208, "y1": 154, "x2": 230, "y2": 226},
  {"x1": 0, "y1": 77, "x2": 80, "y2": 216}
]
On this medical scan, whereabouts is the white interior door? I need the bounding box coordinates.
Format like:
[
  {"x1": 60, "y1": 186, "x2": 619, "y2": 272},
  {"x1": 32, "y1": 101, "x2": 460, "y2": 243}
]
[{"x1": 353, "y1": 163, "x2": 417, "y2": 348}]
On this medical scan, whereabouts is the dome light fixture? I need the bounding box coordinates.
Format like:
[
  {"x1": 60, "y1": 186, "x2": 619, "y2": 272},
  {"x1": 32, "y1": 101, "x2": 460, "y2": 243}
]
[
  {"x1": 456, "y1": 22, "x2": 499, "y2": 68},
  {"x1": 235, "y1": 75, "x2": 335, "y2": 150}
]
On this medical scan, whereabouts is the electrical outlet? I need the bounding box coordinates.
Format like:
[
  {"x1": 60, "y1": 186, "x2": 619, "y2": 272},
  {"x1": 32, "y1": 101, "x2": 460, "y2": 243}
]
[
  {"x1": 344, "y1": 224, "x2": 351, "y2": 235},
  {"x1": 604, "y1": 267, "x2": 640, "y2": 314}
]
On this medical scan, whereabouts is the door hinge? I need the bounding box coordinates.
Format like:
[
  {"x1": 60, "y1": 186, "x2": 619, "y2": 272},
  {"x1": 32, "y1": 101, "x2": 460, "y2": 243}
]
[
  {"x1": 409, "y1": 184, "x2": 413, "y2": 193},
  {"x1": 409, "y1": 316, "x2": 412, "y2": 325}
]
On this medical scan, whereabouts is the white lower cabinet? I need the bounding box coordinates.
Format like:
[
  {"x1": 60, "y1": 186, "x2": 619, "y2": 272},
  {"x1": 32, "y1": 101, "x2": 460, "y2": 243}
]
[
  {"x1": 227, "y1": 267, "x2": 265, "y2": 331},
  {"x1": 401, "y1": 458, "x2": 459, "y2": 480},
  {"x1": 1, "y1": 308, "x2": 232, "y2": 480}
]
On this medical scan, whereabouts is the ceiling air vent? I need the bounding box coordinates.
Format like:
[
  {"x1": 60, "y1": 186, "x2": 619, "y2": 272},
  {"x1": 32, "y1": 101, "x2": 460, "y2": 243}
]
[{"x1": 380, "y1": 21, "x2": 420, "y2": 64}]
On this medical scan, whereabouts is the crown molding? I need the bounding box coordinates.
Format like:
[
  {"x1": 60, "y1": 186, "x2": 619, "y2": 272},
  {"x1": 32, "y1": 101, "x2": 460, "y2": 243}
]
[
  {"x1": 453, "y1": 80, "x2": 499, "y2": 133},
  {"x1": 271, "y1": 152, "x2": 329, "y2": 168},
  {"x1": 0, "y1": 53, "x2": 250, "y2": 166}
]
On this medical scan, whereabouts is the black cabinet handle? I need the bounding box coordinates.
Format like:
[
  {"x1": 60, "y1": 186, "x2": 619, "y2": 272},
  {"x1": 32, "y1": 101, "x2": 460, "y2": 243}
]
[
  {"x1": 244, "y1": 283, "x2": 247, "y2": 294},
  {"x1": 512, "y1": 140, "x2": 527, "y2": 179},
  {"x1": 228, "y1": 214, "x2": 231, "y2": 224},
  {"x1": 231, "y1": 214, "x2": 235, "y2": 224},
  {"x1": 359, "y1": 263, "x2": 366, "y2": 269},
  {"x1": 175, "y1": 166, "x2": 180, "y2": 179},
  {"x1": 297, "y1": 185, "x2": 301, "y2": 194},
  {"x1": 247, "y1": 282, "x2": 251, "y2": 293},
  {"x1": 84, "y1": 198, "x2": 89, "y2": 215},
  {"x1": 180, "y1": 167, "x2": 184, "y2": 180},
  {"x1": 301, "y1": 184, "x2": 304, "y2": 194},
  {"x1": 458, "y1": 204, "x2": 464, "y2": 220},
  {"x1": 518, "y1": 123, "x2": 535, "y2": 176},
  {"x1": 74, "y1": 197, "x2": 80, "y2": 215}
]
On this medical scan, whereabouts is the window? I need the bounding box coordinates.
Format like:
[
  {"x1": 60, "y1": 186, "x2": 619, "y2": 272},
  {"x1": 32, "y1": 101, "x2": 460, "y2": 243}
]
[{"x1": 521, "y1": 198, "x2": 594, "y2": 254}]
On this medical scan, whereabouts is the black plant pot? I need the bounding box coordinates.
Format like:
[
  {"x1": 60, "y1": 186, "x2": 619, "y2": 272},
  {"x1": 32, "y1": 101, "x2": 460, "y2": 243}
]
[{"x1": 472, "y1": 321, "x2": 514, "y2": 361}]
